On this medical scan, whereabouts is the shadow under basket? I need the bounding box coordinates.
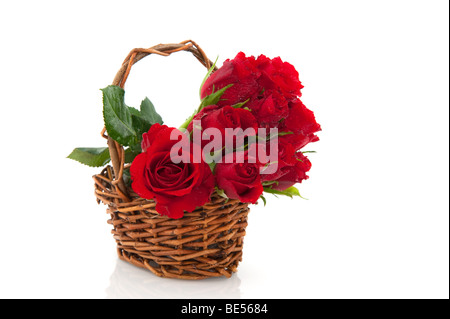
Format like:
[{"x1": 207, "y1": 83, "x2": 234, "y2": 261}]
[{"x1": 94, "y1": 166, "x2": 250, "y2": 280}]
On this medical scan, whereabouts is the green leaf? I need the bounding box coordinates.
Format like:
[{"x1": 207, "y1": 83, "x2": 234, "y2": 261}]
[
  {"x1": 129, "y1": 142, "x2": 142, "y2": 152},
  {"x1": 180, "y1": 84, "x2": 233, "y2": 130},
  {"x1": 124, "y1": 146, "x2": 141, "y2": 163},
  {"x1": 200, "y1": 84, "x2": 233, "y2": 109},
  {"x1": 208, "y1": 161, "x2": 217, "y2": 173},
  {"x1": 278, "y1": 131, "x2": 294, "y2": 136},
  {"x1": 260, "y1": 195, "x2": 267, "y2": 206},
  {"x1": 231, "y1": 99, "x2": 250, "y2": 109},
  {"x1": 262, "y1": 181, "x2": 279, "y2": 187},
  {"x1": 67, "y1": 147, "x2": 110, "y2": 167},
  {"x1": 132, "y1": 98, "x2": 163, "y2": 142},
  {"x1": 302, "y1": 151, "x2": 317, "y2": 154},
  {"x1": 131, "y1": 114, "x2": 150, "y2": 139},
  {"x1": 129, "y1": 107, "x2": 151, "y2": 137},
  {"x1": 102, "y1": 85, "x2": 137, "y2": 146},
  {"x1": 140, "y1": 97, "x2": 163, "y2": 125},
  {"x1": 128, "y1": 107, "x2": 141, "y2": 117},
  {"x1": 263, "y1": 186, "x2": 307, "y2": 199},
  {"x1": 123, "y1": 168, "x2": 132, "y2": 187},
  {"x1": 266, "y1": 131, "x2": 293, "y2": 141},
  {"x1": 215, "y1": 187, "x2": 228, "y2": 199},
  {"x1": 102, "y1": 86, "x2": 164, "y2": 147},
  {"x1": 259, "y1": 161, "x2": 279, "y2": 175},
  {"x1": 199, "y1": 56, "x2": 219, "y2": 97}
]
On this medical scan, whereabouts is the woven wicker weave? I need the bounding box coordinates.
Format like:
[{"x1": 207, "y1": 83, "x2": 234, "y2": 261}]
[{"x1": 93, "y1": 41, "x2": 251, "y2": 280}]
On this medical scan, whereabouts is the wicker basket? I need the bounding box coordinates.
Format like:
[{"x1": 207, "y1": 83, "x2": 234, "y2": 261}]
[{"x1": 93, "y1": 41, "x2": 251, "y2": 280}]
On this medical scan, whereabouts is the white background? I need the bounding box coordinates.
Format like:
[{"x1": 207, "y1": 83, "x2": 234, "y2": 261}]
[{"x1": 0, "y1": 0, "x2": 448, "y2": 299}]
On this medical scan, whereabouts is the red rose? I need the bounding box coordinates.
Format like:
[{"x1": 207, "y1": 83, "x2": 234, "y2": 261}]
[
  {"x1": 215, "y1": 152, "x2": 263, "y2": 204},
  {"x1": 188, "y1": 105, "x2": 258, "y2": 150},
  {"x1": 200, "y1": 52, "x2": 261, "y2": 107},
  {"x1": 280, "y1": 98, "x2": 321, "y2": 150},
  {"x1": 257, "y1": 137, "x2": 297, "y2": 181},
  {"x1": 262, "y1": 150, "x2": 312, "y2": 191},
  {"x1": 201, "y1": 52, "x2": 303, "y2": 110},
  {"x1": 131, "y1": 124, "x2": 215, "y2": 219},
  {"x1": 251, "y1": 90, "x2": 289, "y2": 127},
  {"x1": 254, "y1": 55, "x2": 304, "y2": 99}
]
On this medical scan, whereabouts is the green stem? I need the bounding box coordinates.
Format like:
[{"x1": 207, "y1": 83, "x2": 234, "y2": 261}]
[
  {"x1": 179, "y1": 84, "x2": 232, "y2": 130},
  {"x1": 179, "y1": 102, "x2": 202, "y2": 130}
]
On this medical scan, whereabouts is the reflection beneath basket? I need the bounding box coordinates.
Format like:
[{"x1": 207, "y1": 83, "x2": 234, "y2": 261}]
[{"x1": 106, "y1": 259, "x2": 242, "y2": 299}]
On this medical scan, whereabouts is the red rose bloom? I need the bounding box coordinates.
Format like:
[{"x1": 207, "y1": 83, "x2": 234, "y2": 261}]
[
  {"x1": 261, "y1": 150, "x2": 312, "y2": 191},
  {"x1": 188, "y1": 105, "x2": 258, "y2": 149},
  {"x1": 215, "y1": 152, "x2": 263, "y2": 204},
  {"x1": 280, "y1": 98, "x2": 321, "y2": 150},
  {"x1": 131, "y1": 124, "x2": 215, "y2": 219},
  {"x1": 251, "y1": 90, "x2": 289, "y2": 127},
  {"x1": 201, "y1": 52, "x2": 303, "y2": 109},
  {"x1": 200, "y1": 52, "x2": 261, "y2": 107},
  {"x1": 256, "y1": 137, "x2": 297, "y2": 181},
  {"x1": 253, "y1": 54, "x2": 303, "y2": 99}
]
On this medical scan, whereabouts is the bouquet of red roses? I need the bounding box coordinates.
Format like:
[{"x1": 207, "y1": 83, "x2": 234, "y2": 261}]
[
  {"x1": 68, "y1": 41, "x2": 320, "y2": 279},
  {"x1": 69, "y1": 51, "x2": 321, "y2": 219}
]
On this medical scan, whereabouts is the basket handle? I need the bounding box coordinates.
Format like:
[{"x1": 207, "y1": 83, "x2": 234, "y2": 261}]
[{"x1": 104, "y1": 40, "x2": 216, "y2": 201}]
